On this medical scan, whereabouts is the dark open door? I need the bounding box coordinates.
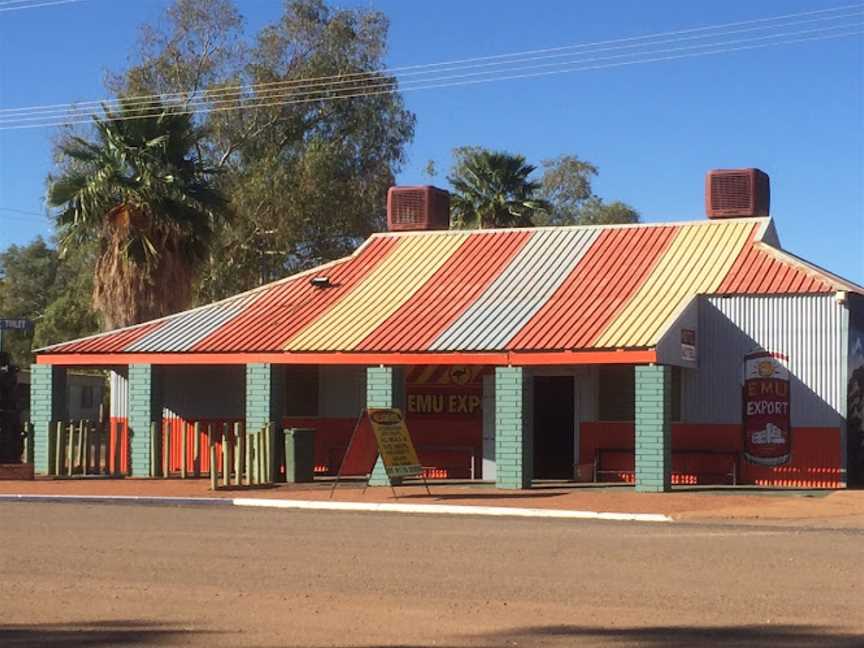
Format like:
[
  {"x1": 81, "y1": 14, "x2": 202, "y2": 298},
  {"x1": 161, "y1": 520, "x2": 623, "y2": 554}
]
[{"x1": 533, "y1": 376, "x2": 575, "y2": 480}]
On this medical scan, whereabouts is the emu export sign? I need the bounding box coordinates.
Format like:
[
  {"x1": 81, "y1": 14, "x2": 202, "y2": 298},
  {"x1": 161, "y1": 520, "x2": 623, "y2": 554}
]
[
  {"x1": 367, "y1": 408, "x2": 423, "y2": 479},
  {"x1": 742, "y1": 351, "x2": 791, "y2": 466}
]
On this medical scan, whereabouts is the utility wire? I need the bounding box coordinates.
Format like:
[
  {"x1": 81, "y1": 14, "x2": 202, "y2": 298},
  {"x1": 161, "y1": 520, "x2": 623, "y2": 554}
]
[
  {"x1": 0, "y1": 0, "x2": 88, "y2": 12},
  {"x1": 2, "y1": 26, "x2": 859, "y2": 131},
  {"x1": 0, "y1": 2, "x2": 860, "y2": 117},
  {"x1": 3, "y1": 8, "x2": 863, "y2": 123},
  {"x1": 2, "y1": 19, "x2": 854, "y2": 126}
]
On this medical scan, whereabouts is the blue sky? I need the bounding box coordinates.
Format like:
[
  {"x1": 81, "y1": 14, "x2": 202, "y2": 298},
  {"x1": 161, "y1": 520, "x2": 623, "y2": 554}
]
[{"x1": 0, "y1": 0, "x2": 862, "y2": 284}]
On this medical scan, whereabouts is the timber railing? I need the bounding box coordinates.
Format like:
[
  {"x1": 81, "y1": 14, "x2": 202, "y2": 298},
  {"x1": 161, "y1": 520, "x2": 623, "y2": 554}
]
[
  {"x1": 45, "y1": 418, "x2": 121, "y2": 477},
  {"x1": 153, "y1": 421, "x2": 277, "y2": 489}
]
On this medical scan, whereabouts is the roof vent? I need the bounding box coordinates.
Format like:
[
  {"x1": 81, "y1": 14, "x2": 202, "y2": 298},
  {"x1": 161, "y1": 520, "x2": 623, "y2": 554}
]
[
  {"x1": 705, "y1": 168, "x2": 770, "y2": 219},
  {"x1": 387, "y1": 186, "x2": 450, "y2": 231}
]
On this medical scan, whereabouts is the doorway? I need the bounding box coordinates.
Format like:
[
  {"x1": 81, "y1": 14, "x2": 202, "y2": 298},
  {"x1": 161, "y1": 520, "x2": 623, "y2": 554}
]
[{"x1": 533, "y1": 376, "x2": 575, "y2": 480}]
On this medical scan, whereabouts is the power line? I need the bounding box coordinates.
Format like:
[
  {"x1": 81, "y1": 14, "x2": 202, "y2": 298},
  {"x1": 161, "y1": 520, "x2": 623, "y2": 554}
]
[
  {"x1": 0, "y1": 24, "x2": 860, "y2": 131},
  {"x1": 0, "y1": 0, "x2": 88, "y2": 12},
  {"x1": 0, "y1": 207, "x2": 48, "y2": 217},
  {"x1": 0, "y1": 2, "x2": 861, "y2": 118},
  {"x1": 3, "y1": 9, "x2": 863, "y2": 125}
]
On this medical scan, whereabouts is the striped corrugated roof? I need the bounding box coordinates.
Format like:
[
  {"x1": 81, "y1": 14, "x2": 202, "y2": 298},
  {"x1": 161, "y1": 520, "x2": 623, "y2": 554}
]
[{"x1": 41, "y1": 217, "x2": 862, "y2": 356}]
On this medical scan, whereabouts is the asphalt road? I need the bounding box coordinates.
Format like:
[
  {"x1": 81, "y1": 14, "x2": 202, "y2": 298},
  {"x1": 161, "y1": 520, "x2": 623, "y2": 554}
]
[{"x1": 1, "y1": 502, "x2": 861, "y2": 647}]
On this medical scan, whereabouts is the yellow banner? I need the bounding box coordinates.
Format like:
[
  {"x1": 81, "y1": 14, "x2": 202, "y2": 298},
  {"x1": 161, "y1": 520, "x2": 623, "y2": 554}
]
[{"x1": 367, "y1": 408, "x2": 422, "y2": 478}]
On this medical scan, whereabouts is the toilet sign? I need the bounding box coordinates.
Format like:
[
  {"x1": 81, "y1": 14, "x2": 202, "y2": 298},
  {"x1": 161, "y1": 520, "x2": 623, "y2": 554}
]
[{"x1": 742, "y1": 351, "x2": 791, "y2": 466}]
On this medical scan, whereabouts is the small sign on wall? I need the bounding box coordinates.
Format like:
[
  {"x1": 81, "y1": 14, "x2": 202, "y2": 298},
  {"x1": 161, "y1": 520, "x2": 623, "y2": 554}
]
[
  {"x1": 742, "y1": 351, "x2": 791, "y2": 466},
  {"x1": 680, "y1": 329, "x2": 697, "y2": 362}
]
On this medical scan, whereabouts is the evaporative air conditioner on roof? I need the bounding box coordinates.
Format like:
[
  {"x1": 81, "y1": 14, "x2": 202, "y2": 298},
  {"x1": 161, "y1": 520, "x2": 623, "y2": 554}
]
[
  {"x1": 387, "y1": 186, "x2": 451, "y2": 231},
  {"x1": 705, "y1": 168, "x2": 770, "y2": 219}
]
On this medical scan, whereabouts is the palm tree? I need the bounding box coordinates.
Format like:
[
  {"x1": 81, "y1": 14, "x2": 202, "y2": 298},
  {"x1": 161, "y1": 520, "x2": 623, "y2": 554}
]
[
  {"x1": 48, "y1": 100, "x2": 225, "y2": 329},
  {"x1": 448, "y1": 148, "x2": 550, "y2": 228}
]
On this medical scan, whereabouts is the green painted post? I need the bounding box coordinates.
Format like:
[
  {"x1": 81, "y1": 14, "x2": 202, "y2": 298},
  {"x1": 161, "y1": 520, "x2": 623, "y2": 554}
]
[
  {"x1": 82, "y1": 421, "x2": 90, "y2": 475},
  {"x1": 66, "y1": 423, "x2": 74, "y2": 477},
  {"x1": 128, "y1": 364, "x2": 160, "y2": 477},
  {"x1": 495, "y1": 366, "x2": 531, "y2": 489},
  {"x1": 244, "y1": 433, "x2": 252, "y2": 486},
  {"x1": 30, "y1": 365, "x2": 66, "y2": 475},
  {"x1": 209, "y1": 428, "x2": 217, "y2": 491},
  {"x1": 193, "y1": 422, "x2": 201, "y2": 478},
  {"x1": 222, "y1": 424, "x2": 230, "y2": 488},
  {"x1": 233, "y1": 423, "x2": 242, "y2": 486},
  {"x1": 366, "y1": 366, "x2": 404, "y2": 487},
  {"x1": 76, "y1": 420, "x2": 85, "y2": 474},
  {"x1": 54, "y1": 421, "x2": 63, "y2": 476},
  {"x1": 635, "y1": 365, "x2": 672, "y2": 493}
]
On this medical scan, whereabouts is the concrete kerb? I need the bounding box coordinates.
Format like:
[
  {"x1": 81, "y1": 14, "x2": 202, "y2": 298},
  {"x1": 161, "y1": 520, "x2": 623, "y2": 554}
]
[{"x1": 0, "y1": 494, "x2": 673, "y2": 523}]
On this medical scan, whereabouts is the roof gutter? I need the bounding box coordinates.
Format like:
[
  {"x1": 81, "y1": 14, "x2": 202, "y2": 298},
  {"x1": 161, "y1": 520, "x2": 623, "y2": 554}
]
[{"x1": 34, "y1": 349, "x2": 657, "y2": 367}]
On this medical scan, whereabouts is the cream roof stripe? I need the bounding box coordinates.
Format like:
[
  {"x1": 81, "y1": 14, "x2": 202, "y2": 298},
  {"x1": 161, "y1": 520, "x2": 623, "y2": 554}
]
[
  {"x1": 283, "y1": 232, "x2": 469, "y2": 351},
  {"x1": 595, "y1": 220, "x2": 753, "y2": 348}
]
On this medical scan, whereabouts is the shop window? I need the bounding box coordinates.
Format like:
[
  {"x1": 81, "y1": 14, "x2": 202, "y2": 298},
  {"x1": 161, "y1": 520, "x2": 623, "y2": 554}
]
[
  {"x1": 284, "y1": 366, "x2": 319, "y2": 417},
  {"x1": 598, "y1": 366, "x2": 634, "y2": 421}
]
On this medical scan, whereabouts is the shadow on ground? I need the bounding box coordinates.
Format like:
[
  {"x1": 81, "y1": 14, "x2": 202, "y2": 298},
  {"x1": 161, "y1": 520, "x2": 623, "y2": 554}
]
[
  {"x1": 319, "y1": 623, "x2": 864, "y2": 648},
  {"x1": 0, "y1": 620, "x2": 219, "y2": 647}
]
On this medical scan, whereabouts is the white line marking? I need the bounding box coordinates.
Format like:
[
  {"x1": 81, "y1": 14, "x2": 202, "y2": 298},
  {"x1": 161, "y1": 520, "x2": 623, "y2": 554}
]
[{"x1": 0, "y1": 494, "x2": 673, "y2": 522}]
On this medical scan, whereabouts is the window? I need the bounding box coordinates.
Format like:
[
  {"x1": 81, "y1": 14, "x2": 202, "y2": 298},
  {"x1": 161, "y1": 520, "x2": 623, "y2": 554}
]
[
  {"x1": 284, "y1": 366, "x2": 319, "y2": 417},
  {"x1": 598, "y1": 366, "x2": 635, "y2": 421},
  {"x1": 80, "y1": 385, "x2": 95, "y2": 409}
]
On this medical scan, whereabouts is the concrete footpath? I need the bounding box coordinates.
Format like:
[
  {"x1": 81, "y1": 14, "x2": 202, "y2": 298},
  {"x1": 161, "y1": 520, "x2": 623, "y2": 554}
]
[{"x1": 1, "y1": 478, "x2": 863, "y2": 527}]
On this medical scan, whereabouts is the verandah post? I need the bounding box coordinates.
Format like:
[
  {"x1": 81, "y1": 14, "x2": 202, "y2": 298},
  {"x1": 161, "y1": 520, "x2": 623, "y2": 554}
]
[
  {"x1": 366, "y1": 366, "x2": 404, "y2": 487},
  {"x1": 494, "y1": 366, "x2": 532, "y2": 490},
  {"x1": 30, "y1": 364, "x2": 66, "y2": 475},
  {"x1": 634, "y1": 365, "x2": 672, "y2": 493},
  {"x1": 128, "y1": 364, "x2": 161, "y2": 477}
]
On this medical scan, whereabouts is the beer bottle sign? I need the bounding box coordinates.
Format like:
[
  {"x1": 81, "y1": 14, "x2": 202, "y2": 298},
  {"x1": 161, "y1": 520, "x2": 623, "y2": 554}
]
[{"x1": 742, "y1": 351, "x2": 791, "y2": 466}]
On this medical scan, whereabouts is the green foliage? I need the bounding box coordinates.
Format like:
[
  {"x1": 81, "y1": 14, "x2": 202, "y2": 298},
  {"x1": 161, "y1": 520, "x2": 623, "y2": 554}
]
[
  {"x1": 0, "y1": 238, "x2": 98, "y2": 365},
  {"x1": 109, "y1": 0, "x2": 415, "y2": 302},
  {"x1": 448, "y1": 147, "x2": 550, "y2": 228},
  {"x1": 537, "y1": 155, "x2": 639, "y2": 226},
  {"x1": 47, "y1": 99, "x2": 226, "y2": 328}
]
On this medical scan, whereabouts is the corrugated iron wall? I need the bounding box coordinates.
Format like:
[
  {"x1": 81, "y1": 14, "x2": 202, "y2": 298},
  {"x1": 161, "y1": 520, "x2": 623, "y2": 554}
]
[
  {"x1": 684, "y1": 295, "x2": 848, "y2": 427},
  {"x1": 109, "y1": 369, "x2": 128, "y2": 419}
]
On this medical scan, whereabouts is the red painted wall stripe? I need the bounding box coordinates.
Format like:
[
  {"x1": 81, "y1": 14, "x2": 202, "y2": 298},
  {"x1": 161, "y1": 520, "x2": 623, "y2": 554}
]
[
  {"x1": 510, "y1": 226, "x2": 677, "y2": 350},
  {"x1": 193, "y1": 237, "x2": 399, "y2": 352},
  {"x1": 355, "y1": 230, "x2": 532, "y2": 351}
]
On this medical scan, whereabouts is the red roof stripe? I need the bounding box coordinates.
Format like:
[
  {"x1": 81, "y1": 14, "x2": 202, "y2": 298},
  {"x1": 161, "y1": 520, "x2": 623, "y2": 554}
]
[
  {"x1": 718, "y1": 230, "x2": 831, "y2": 294},
  {"x1": 193, "y1": 237, "x2": 400, "y2": 352},
  {"x1": 354, "y1": 230, "x2": 532, "y2": 351},
  {"x1": 509, "y1": 225, "x2": 677, "y2": 350},
  {"x1": 51, "y1": 320, "x2": 165, "y2": 354}
]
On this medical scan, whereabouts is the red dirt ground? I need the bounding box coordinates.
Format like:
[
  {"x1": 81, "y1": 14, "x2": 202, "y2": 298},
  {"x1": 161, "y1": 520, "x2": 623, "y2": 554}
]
[{"x1": 1, "y1": 477, "x2": 862, "y2": 526}]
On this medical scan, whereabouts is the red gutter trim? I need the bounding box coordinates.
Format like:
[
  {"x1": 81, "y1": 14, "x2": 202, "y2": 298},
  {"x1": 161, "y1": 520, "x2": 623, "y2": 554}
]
[{"x1": 36, "y1": 349, "x2": 656, "y2": 367}]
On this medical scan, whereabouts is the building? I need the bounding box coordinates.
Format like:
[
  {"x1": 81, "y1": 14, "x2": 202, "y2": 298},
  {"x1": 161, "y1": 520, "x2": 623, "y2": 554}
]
[
  {"x1": 17, "y1": 369, "x2": 105, "y2": 425},
  {"x1": 30, "y1": 172, "x2": 864, "y2": 491}
]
